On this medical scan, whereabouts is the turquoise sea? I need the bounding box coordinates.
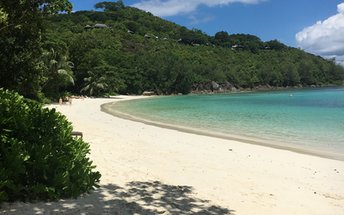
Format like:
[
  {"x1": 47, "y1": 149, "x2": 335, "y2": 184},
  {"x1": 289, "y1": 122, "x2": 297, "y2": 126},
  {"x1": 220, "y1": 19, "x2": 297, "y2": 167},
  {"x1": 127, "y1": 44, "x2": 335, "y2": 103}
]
[{"x1": 109, "y1": 87, "x2": 344, "y2": 159}]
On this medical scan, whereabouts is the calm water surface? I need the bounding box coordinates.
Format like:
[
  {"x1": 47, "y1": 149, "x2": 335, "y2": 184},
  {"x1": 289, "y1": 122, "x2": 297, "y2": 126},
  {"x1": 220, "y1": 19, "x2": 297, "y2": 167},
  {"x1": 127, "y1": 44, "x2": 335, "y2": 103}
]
[{"x1": 111, "y1": 88, "x2": 344, "y2": 155}]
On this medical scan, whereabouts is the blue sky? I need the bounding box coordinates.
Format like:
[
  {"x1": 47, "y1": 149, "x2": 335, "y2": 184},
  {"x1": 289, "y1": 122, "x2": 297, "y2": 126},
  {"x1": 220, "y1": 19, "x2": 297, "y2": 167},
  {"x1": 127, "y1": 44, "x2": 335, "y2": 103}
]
[{"x1": 70, "y1": 0, "x2": 344, "y2": 63}]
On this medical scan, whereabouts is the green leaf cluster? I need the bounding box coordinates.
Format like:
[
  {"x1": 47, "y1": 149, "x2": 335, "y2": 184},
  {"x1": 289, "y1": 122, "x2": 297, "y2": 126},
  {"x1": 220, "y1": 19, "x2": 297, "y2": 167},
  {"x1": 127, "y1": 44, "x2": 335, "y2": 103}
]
[
  {"x1": 0, "y1": 0, "x2": 72, "y2": 100},
  {"x1": 0, "y1": 89, "x2": 101, "y2": 202}
]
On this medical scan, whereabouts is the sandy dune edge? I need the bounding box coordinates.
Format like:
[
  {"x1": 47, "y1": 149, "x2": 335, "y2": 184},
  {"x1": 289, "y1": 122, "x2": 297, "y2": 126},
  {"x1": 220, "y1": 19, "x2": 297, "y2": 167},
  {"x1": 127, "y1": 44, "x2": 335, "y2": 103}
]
[{"x1": 1, "y1": 96, "x2": 344, "y2": 215}]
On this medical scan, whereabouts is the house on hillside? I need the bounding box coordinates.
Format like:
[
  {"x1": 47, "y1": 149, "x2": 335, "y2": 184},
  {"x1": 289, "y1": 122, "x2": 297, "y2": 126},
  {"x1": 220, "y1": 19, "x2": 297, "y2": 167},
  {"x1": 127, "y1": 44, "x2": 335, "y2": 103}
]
[
  {"x1": 84, "y1": 25, "x2": 93, "y2": 29},
  {"x1": 84, "y1": 24, "x2": 109, "y2": 30},
  {"x1": 94, "y1": 23, "x2": 108, "y2": 28}
]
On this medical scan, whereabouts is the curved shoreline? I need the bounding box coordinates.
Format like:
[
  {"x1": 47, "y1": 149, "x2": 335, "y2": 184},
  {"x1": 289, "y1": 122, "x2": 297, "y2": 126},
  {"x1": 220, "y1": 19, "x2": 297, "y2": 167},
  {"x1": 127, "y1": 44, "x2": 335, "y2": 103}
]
[
  {"x1": 101, "y1": 99, "x2": 344, "y2": 161},
  {"x1": 4, "y1": 96, "x2": 343, "y2": 214}
]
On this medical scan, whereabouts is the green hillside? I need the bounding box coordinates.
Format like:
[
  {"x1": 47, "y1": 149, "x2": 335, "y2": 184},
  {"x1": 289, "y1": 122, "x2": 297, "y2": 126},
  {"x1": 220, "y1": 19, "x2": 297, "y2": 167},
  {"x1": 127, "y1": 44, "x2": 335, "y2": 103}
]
[{"x1": 42, "y1": 1, "x2": 344, "y2": 97}]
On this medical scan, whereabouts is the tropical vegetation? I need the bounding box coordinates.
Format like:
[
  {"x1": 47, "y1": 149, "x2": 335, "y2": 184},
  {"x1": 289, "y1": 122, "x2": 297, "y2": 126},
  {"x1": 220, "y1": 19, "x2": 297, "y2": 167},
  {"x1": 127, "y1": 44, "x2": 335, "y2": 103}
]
[
  {"x1": 0, "y1": 89, "x2": 101, "y2": 202},
  {"x1": 1, "y1": 0, "x2": 344, "y2": 100},
  {"x1": 0, "y1": 0, "x2": 100, "y2": 203},
  {"x1": 40, "y1": 1, "x2": 344, "y2": 97}
]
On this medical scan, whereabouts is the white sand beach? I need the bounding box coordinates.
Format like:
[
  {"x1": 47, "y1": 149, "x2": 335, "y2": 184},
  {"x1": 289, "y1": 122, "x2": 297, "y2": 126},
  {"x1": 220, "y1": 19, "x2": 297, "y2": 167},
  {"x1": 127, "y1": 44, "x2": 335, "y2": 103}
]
[{"x1": 1, "y1": 96, "x2": 344, "y2": 215}]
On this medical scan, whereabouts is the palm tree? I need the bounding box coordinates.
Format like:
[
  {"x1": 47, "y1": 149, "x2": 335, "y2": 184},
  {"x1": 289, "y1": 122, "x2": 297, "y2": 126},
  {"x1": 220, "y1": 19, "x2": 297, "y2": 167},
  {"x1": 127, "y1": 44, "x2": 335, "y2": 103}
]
[
  {"x1": 41, "y1": 48, "x2": 74, "y2": 99},
  {"x1": 81, "y1": 70, "x2": 108, "y2": 97}
]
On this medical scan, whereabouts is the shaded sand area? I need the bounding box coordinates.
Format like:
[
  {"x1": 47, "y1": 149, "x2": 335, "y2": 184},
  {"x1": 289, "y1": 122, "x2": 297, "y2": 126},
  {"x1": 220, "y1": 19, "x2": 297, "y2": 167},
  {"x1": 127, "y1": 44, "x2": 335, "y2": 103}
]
[{"x1": 1, "y1": 96, "x2": 344, "y2": 215}]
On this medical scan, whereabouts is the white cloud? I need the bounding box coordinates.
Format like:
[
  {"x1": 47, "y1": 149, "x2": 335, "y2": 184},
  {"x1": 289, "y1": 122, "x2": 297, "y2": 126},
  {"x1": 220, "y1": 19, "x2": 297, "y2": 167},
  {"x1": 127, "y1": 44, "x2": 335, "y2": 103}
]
[
  {"x1": 131, "y1": 0, "x2": 265, "y2": 17},
  {"x1": 188, "y1": 14, "x2": 215, "y2": 25},
  {"x1": 296, "y1": 3, "x2": 344, "y2": 64},
  {"x1": 338, "y1": 2, "x2": 344, "y2": 13}
]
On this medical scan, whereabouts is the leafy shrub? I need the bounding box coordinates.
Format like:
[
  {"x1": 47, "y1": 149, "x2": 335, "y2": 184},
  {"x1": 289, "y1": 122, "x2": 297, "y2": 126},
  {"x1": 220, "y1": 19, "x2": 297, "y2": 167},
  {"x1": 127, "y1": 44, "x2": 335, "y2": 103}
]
[{"x1": 0, "y1": 89, "x2": 101, "y2": 202}]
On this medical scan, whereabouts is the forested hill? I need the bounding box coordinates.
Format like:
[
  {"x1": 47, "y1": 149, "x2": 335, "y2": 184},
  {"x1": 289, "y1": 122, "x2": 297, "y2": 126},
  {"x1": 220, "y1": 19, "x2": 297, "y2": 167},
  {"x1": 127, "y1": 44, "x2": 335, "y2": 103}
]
[{"x1": 43, "y1": 1, "x2": 344, "y2": 97}]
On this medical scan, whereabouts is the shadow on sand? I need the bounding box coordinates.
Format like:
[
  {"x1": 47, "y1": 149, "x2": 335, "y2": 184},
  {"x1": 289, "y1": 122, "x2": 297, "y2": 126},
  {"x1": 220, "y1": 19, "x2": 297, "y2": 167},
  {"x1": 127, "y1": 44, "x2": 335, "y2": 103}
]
[{"x1": 1, "y1": 181, "x2": 234, "y2": 215}]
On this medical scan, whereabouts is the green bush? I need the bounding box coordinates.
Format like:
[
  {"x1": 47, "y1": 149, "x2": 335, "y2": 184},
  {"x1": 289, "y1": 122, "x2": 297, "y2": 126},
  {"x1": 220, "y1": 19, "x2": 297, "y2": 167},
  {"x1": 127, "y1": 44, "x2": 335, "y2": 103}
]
[{"x1": 0, "y1": 89, "x2": 101, "y2": 202}]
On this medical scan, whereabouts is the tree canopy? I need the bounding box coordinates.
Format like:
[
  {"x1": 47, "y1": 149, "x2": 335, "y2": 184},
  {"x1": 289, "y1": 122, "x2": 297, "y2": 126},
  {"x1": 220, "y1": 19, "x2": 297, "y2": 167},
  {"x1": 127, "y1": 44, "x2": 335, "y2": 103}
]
[
  {"x1": 0, "y1": 0, "x2": 72, "y2": 99},
  {"x1": 95, "y1": 0, "x2": 124, "y2": 12},
  {"x1": 1, "y1": 0, "x2": 344, "y2": 99},
  {"x1": 0, "y1": 0, "x2": 101, "y2": 203},
  {"x1": 39, "y1": 1, "x2": 344, "y2": 97}
]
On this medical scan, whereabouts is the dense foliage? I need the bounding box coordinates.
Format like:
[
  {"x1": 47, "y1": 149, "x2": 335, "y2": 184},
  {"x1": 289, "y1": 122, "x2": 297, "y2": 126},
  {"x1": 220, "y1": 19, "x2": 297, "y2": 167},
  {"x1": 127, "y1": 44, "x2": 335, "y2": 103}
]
[
  {"x1": 39, "y1": 1, "x2": 344, "y2": 97},
  {"x1": 1, "y1": 0, "x2": 344, "y2": 98},
  {"x1": 0, "y1": 89, "x2": 101, "y2": 202},
  {"x1": 0, "y1": 0, "x2": 72, "y2": 100}
]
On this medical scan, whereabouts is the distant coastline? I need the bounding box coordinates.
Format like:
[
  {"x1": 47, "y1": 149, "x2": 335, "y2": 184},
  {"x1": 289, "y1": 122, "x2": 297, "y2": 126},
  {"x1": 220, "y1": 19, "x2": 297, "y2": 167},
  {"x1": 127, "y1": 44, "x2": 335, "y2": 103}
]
[{"x1": 190, "y1": 82, "x2": 344, "y2": 95}]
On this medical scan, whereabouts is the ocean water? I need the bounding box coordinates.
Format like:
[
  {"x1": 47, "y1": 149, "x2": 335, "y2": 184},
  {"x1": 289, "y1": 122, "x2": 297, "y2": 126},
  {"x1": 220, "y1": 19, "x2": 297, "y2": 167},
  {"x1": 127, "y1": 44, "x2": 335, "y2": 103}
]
[{"x1": 111, "y1": 87, "x2": 344, "y2": 157}]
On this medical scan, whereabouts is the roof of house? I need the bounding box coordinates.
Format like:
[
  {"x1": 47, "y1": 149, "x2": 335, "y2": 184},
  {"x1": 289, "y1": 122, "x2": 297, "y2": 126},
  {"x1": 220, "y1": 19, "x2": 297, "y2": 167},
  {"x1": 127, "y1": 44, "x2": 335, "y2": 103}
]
[{"x1": 94, "y1": 24, "x2": 108, "y2": 28}]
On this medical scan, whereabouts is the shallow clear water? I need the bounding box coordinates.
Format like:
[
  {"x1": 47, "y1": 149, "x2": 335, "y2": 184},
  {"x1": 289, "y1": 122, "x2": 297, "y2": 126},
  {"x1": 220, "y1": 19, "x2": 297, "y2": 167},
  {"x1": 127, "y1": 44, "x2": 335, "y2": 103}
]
[{"x1": 112, "y1": 88, "x2": 344, "y2": 154}]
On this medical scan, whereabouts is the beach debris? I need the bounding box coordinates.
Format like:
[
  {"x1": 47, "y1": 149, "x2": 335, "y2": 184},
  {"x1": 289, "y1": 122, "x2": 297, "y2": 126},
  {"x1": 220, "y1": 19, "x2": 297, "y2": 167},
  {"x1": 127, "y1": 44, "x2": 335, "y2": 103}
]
[
  {"x1": 314, "y1": 192, "x2": 317, "y2": 194},
  {"x1": 228, "y1": 149, "x2": 233, "y2": 151},
  {"x1": 71, "y1": 131, "x2": 83, "y2": 139}
]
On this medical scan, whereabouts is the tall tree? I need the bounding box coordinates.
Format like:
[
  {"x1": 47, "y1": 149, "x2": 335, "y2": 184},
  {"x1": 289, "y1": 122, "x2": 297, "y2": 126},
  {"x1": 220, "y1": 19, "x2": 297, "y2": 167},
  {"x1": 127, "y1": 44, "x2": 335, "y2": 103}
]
[
  {"x1": 81, "y1": 70, "x2": 108, "y2": 97},
  {"x1": 214, "y1": 31, "x2": 230, "y2": 46},
  {"x1": 41, "y1": 48, "x2": 74, "y2": 99},
  {"x1": 0, "y1": 0, "x2": 72, "y2": 99},
  {"x1": 94, "y1": 1, "x2": 124, "y2": 12}
]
